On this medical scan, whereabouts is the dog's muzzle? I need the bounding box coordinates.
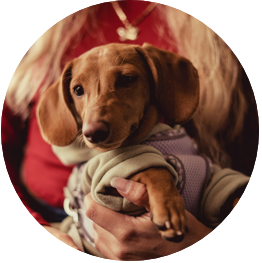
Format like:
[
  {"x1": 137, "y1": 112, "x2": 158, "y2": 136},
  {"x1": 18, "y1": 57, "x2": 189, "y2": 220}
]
[{"x1": 83, "y1": 121, "x2": 110, "y2": 144}]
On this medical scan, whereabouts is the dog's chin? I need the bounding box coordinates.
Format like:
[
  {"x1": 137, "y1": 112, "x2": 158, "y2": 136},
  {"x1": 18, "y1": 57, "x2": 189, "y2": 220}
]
[{"x1": 83, "y1": 138, "x2": 126, "y2": 152}]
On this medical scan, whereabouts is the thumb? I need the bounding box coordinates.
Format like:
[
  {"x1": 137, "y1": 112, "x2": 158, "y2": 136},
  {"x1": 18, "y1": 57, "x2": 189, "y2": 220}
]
[{"x1": 110, "y1": 178, "x2": 150, "y2": 211}]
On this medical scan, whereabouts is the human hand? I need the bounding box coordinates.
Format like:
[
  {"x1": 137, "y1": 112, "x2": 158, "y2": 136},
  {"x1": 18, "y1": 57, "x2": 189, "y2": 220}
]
[
  {"x1": 43, "y1": 225, "x2": 81, "y2": 251},
  {"x1": 84, "y1": 178, "x2": 212, "y2": 260}
]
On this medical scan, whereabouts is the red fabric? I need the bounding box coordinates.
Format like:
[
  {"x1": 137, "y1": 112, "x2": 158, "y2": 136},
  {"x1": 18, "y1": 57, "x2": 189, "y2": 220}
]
[{"x1": 2, "y1": 1, "x2": 176, "y2": 224}]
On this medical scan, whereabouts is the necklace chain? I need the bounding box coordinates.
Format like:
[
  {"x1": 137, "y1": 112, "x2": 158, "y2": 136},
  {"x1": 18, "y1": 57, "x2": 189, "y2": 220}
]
[{"x1": 111, "y1": 1, "x2": 157, "y2": 41}]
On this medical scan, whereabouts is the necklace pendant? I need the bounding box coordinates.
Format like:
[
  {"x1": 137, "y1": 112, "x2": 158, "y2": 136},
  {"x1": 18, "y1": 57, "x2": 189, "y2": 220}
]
[{"x1": 116, "y1": 26, "x2": 139, "y2": 41}]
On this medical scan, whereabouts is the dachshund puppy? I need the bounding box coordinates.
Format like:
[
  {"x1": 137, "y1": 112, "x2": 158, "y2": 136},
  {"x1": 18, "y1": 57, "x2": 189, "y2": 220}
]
[{"x1": 37, "y1": 43, "x2": 199, "y2": 242}]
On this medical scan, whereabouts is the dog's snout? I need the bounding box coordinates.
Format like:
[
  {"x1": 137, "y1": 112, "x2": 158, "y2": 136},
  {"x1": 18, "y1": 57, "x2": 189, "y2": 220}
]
[{"x1": 83, "y1": 121, "x2": 110, "y2": 144}]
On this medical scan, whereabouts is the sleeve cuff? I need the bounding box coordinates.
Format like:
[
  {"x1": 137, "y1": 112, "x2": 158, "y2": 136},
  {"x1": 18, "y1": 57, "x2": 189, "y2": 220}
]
[{"x1": 81, "y1": 145, "x2": 178, "y2": 215}]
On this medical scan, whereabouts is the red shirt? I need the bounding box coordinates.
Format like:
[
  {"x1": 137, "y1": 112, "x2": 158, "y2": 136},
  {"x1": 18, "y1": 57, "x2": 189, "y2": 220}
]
[{"x1": 2, "y1": 1, "x2": 176, "y2": 225}]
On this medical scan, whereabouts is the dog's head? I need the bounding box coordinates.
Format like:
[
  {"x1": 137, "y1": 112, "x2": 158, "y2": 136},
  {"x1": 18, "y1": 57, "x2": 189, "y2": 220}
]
[{"x1": 37, "y1": 43, "x2": 199, "y2": 150}]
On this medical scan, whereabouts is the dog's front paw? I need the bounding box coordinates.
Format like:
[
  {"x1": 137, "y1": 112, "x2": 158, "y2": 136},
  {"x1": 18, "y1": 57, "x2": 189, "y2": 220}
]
[
  {"x1": 150, "y1": 193, "x2": 187, "y2": 242},
  {"x1": 130, "y1": 167, "x2": 187, "y2": 242}
]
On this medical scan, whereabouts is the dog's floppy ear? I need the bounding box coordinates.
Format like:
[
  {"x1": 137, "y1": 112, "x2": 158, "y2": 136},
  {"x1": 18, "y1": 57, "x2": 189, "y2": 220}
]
[
  {"x1": 37, "y1": 61, "x2": 78, "y2": 146},
  {"x1": 135, "y1": 43, "x2": 199, "y2": 125}
]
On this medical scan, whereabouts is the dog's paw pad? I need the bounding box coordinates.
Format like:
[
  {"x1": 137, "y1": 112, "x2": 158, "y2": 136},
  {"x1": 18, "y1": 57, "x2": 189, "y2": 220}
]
[
  {"x1": 163, "y1": 233, "x2": 185, "y2": 243},
  {"x1": 161, "y1": 229, "x2": 185, "y2": 243},
  {"x1": 154, "y1": 220, "x2": 172, "y2": 231},
  {"x1": 159, "y1": 226, "x2": 185, "y2": 243},
  {"x1": 154, "y1": 222, "x2": 167, "y2": 231}
]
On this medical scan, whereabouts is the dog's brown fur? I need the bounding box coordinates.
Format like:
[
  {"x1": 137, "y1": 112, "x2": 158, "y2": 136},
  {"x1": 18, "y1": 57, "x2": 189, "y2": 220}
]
[{"x1": 37, "y1": 43, "x2": 199, "y2": 241}]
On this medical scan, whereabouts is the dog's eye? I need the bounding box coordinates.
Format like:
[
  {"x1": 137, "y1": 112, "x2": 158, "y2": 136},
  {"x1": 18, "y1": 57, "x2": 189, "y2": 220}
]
[
  {"x1": 118, "y1": 75, "x2": 137, "y2": 87},
  {"x1": 74, "y1": 86, "x2": 84, "y2": 97}
]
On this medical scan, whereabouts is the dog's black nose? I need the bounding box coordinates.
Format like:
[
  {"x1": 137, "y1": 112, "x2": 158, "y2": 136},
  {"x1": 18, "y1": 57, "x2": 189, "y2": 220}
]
[{"x1": 83, "y1": 121, "x2": 110, "y2": 143}]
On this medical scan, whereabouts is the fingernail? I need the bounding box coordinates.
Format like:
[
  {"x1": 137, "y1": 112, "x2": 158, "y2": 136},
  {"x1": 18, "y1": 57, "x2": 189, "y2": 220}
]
[{"x1": 110, "y1": 178, "x2": 131, "y2": 192}]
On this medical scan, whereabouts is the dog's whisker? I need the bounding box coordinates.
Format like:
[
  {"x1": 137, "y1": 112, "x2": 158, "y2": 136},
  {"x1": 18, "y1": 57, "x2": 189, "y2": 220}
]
[
  {"x1": 120, "y1": 52, "x2": 129, "y2": 66},
  {"x1": 76, "y1": 130, "x2": 83, "y2": 140},
  {"x1": 63, "y1": 75, "x2": 72, "y2": 84},
  {"x1": 76, "y1": 136, "x2": 82, "y2": 145},
  {"x1": 75, "y1": 131, "x2": 87, "y2": 147},
  {"x1": 114, "y1": 54, "x2": 121, "y2": 65}
]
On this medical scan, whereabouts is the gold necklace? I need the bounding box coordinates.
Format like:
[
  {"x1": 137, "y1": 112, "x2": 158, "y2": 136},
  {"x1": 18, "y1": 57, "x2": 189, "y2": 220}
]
[{"x1": 111, "y1": 1, "x2": 157, "y2": 41}]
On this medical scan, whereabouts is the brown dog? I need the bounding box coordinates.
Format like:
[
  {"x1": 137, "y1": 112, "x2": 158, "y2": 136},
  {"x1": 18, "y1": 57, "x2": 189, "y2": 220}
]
[{"x1": 37, "y1": 43, "x2": 199, "y2": 242}]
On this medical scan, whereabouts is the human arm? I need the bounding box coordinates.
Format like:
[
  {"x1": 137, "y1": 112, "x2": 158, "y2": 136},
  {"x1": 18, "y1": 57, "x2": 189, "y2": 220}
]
[
  {"x1": 84, "y1": 178, "x2": 212, "y2": 260},
  {"x1": 2, "y1": 103, "x2": 82, "y2": 250},
  {"x1": 2, "y1": 103, "x2": 50, "y2": 225}
]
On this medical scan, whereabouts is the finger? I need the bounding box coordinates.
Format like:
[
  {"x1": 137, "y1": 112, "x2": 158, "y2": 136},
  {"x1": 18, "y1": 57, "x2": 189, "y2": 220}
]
[
  {"x1": 110, "y1": 178, "x2": 150, "y2": 211},
  {"x1": 84, "y1": 193, "x2": 132, "y2": 235}
]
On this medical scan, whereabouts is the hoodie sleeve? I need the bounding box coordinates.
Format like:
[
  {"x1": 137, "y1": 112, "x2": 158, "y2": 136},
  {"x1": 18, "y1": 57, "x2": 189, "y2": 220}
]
[
  {"x1": 199, "y1": 164, "x2": 250, "y2": 228},
  {"x1": 80, "y1": 145, "x2": 178, "y2": 216}
]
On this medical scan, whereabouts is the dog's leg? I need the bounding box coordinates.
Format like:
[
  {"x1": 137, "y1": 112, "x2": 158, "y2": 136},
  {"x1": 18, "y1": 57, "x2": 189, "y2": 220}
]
[{"x1": 130, "y1": 168, "x2": 187, "y2": 242}]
